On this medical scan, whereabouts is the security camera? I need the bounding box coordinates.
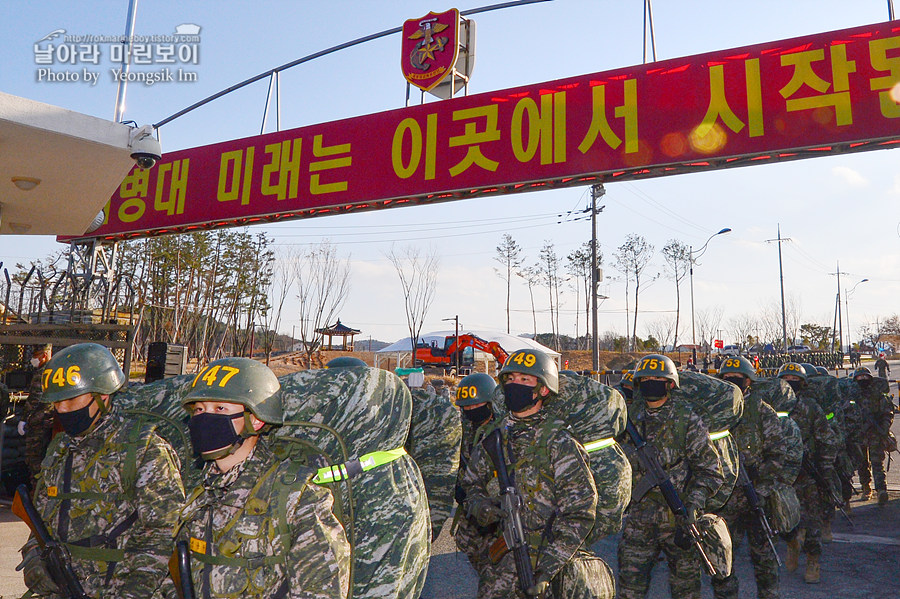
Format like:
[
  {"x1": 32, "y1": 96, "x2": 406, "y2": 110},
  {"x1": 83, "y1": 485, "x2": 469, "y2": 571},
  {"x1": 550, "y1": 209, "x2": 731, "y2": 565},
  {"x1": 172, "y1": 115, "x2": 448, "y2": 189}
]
[{"x1": 129, "y1": 125, "x2": 162, "y2": 169}]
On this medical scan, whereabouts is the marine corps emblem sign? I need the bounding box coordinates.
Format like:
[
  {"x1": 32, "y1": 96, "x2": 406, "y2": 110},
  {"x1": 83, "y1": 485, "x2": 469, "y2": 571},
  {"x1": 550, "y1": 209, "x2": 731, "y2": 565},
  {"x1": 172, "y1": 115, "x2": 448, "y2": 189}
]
[{"x1": 401, "y1": 9, "x2": 460, "y2": 92}]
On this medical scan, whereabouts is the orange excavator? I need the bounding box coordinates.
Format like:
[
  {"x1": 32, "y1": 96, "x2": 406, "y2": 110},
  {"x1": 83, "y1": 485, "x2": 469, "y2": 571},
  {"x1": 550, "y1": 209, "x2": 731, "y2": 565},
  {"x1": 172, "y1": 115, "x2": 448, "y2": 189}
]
[{"x1": 414, "y1": 334, "x2": 509, "y2": 369}]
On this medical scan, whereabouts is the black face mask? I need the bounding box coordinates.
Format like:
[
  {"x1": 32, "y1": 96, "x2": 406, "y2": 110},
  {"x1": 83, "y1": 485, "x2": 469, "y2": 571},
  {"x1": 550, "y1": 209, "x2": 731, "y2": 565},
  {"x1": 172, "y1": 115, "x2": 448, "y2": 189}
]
[
  {"x1": 722, "y1": 376, "x2": 750, "y2": 393},
  {"x1": 786, "y1": 380, "x2": 803, "y2": 393},
  {"x1": 188, "y1": 412, "x2": 245, "y2": 459},
  {"x1": 56, "y1": 399, "x2": 98, "y2": 437},
  {"x1": 621, "y1": 386, "x2": 634, "y2": 400},
  {"x1": 503, "y1": 383, "x2": 539, "y2": 413},
  {"x1": 856, "y1": 378, "x2": 871, "y2": 387},
  {"x1": 462, "y1": 404, "x2": 493, "y2": 424},
  {"x1": 639, "y1": 379, "x2": 668, "y2": 401}
]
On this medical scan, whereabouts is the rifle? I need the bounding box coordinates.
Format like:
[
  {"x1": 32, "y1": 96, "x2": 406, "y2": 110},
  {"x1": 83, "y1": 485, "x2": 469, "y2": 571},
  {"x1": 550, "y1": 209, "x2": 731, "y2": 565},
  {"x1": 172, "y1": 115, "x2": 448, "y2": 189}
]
[
  {"x1": 625, "y1": 419, "x2": 720, "y2": 578},
  {"x1": 736, "y1": 454, "x2": 782, "y2": 567},
  {"x1": 11, "y1": 484, "x2": 91, "y2": 599},
  {"x1": 481, "y1": 428, "x2": 536, "y2": 595},
  {"x1": 801, "y1": 454, "x2": 853, "y2": 527},
  {"x1": 168, "y1": 540, "x2": 197, "y2": 599}
]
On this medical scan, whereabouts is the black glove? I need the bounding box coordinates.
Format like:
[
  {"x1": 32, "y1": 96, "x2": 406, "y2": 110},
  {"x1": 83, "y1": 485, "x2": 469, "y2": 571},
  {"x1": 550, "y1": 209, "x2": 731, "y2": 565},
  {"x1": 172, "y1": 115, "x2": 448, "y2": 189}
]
[
  {"x1": 17, "y1": 541, "x2": 60, "y2": 596},
  {"x1": 674, "y1": 505, "x2": 698, "y2": 550},
  {"x1": 467, "y1": 498, "x2": 504, "y2": 527}
]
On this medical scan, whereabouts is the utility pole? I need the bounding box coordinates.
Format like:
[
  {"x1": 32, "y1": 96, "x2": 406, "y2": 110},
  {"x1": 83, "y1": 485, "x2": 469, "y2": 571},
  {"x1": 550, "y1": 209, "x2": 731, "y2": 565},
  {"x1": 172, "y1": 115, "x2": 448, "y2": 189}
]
[
  {"x1": 829, "y1": 262, "x2": 848, "y2": 353},
  {"x1": 590, "y1": 183, "x2": 606, "y2": 377},
  {"x1": 766, "y1": 224, "x2": 791, "y2": 351},
  {"x1": 443, "y1": 315, "x2": 460, "y2": 373}
]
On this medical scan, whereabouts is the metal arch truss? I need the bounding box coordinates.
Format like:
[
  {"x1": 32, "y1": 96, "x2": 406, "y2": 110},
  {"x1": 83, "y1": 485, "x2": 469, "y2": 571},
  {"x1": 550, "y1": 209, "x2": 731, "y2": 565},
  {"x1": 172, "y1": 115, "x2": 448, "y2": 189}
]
[
  {"x1": 87, "y1": 136, "x2": 900, "y2": 243},
  {"x1": 64, "y1": 239, "x2": 133, "y2": 324}
]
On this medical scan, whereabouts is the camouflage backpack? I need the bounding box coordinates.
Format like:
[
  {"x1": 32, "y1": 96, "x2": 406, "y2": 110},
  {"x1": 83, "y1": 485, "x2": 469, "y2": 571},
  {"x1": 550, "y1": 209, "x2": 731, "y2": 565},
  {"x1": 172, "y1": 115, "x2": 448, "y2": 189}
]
[
  {"x1": 696, "y1": 513, "x2": 733, "y2": 580},
  {"x1": 551, "y1": 550, "x2": 616, "y2": 599},
  {"x1": 492, "y1": 371, "x2": 631, "y2": 540},
  {"x1": 766, "y1": 482, "x2": 801, "y2": 533}
]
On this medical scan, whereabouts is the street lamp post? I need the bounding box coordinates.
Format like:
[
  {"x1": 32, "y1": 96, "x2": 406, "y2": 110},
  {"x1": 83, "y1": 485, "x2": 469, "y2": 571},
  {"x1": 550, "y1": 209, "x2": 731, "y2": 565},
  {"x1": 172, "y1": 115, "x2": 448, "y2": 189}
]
[
  {"x1": 690, "y1": 228, "x2": 732, "y2": 363},
  {"x1": 845, "y1": 278, "x2": 869, "y2": 356}
]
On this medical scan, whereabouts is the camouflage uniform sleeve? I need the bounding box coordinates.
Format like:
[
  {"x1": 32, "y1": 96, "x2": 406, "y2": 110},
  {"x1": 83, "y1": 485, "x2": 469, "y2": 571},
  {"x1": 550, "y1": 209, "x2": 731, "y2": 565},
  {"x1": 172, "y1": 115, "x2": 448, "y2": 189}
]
[
  {"x1": 112, "y1": 431, "x2": 185, "y2": 599},
  {"x1": 682, "y1": 411, "x2": 724, "y2": 511},
  {"x1": 460, "y1": 439, "x2": 494, "y2": 508},
  {"x1": 755, "y1": 401, "x2": 789, "y2": 496},
  {"x1": 535, "y1": 430, "x2": 597, "y2": 581},
  {"x1": 809, "y1": 402, "x2": 839, "y2": 471},
  {"x1": 876, "y1": 393, "x2": 895, "y2": 435},
  {"x1": 286, "y1": 480, "x2": 351, "y2": 599}
]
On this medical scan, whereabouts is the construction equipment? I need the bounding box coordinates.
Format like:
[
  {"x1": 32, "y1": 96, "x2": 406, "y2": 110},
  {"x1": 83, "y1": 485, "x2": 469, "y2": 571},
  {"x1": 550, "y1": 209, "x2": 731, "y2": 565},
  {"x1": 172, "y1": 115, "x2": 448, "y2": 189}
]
[{"x1": 414, "y1": 334, "x2": 509, "y2": 370}]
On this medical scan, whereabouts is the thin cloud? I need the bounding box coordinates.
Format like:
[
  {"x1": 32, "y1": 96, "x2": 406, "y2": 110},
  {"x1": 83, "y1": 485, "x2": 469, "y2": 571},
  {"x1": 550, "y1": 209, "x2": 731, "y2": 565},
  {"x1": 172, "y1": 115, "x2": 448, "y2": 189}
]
[{"x1": 831, "y1": 166, "x2": 868, "y2": 187}]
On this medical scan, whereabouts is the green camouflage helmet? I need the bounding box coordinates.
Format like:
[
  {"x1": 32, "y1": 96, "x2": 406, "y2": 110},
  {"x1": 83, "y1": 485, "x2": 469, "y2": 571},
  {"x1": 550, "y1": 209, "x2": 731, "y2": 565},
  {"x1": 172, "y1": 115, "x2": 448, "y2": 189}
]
[
  {"x1": 717, "y1": 356, "x2": 758, "y2": 381},
  {"x1": 182, "y1": 357, "x2": 283, "y2": 425},
  {"x1": 499, "y1": 349, "x2": 559, "y2": 394},
  {"x1": 633, "y1": 354, "x2": 679, "y2": 388},
  {"x1": 326, "y1": 356, "x2": 367, "y2": 369},
  {"x1": 455, "y1": 372, "x2": 497, "y2": 407},
  {"x1": 815, "y1": 366, "x2": 828, "y2": 376},
  {"x1": 853, "y1": 366, "x2": 873, "y2": 380},
  {"x1": 777, "y1": 362, "x2": 807, "y2": 382},
  {"x1": 766, "y1": 483, "x2": 801, "y2": 533},
  {"x1": 695, "y1": 513, "x2": 733, "y2": 580},
  {"x1": 40, "y1": 343, "x2": 126, "y2": 403},
  {"x1": 800, "y1": 363, "x2": 819, "y2": 378},
  {"x1": 620, "y1": 370, "x2": 635, "y2": 388}
]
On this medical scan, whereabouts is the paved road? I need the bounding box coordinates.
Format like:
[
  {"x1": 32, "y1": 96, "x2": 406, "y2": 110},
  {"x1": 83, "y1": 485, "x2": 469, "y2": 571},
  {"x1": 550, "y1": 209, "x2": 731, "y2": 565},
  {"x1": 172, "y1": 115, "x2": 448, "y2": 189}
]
[{"x1": 3, "y1": 362, "x2": 900, "y2": 598}]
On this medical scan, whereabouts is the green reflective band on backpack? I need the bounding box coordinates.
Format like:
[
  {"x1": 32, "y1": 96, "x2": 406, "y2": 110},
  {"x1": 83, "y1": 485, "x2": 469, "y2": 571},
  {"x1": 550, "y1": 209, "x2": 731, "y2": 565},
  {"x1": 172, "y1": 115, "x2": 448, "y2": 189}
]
[
  {"x1": 826, "y1": 412, "x2": 834, "y2": 420},
  {"x1": 313, "y1": 447, "x2": 408, "y2": 484},
  {"x1": 709, "y1": 430, "x2": 731, "y2": 441},
  {"x1": 777, "y1": 412, "x2": 790, "y2": 418},
  {"x1": 583, "y1": 437, "x2": 615, "y2": 453}
]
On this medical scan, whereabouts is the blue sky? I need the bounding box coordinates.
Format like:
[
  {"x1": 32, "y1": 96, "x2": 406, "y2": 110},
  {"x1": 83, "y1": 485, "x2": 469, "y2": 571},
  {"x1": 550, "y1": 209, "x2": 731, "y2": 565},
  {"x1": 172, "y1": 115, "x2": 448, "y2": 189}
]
[{"x1": 2, "y1": 1, "x2": 899, "y2": 347}]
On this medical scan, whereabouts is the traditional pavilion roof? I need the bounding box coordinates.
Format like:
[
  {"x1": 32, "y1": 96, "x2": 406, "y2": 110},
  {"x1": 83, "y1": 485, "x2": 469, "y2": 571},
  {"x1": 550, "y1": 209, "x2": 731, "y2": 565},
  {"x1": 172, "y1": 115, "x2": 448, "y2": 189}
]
[{"x1": 315, "y1": 319, "x2": 360, "y2": 335}]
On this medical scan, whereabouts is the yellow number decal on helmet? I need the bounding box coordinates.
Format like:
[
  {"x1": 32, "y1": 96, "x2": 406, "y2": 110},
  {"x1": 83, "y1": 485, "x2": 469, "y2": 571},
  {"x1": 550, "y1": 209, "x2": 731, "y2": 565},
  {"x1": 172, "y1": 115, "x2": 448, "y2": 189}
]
[
  {"x1": 457, "y1": 385, "x2": 477, "y2": 402},
  {"x1": 193, "y1": 365, "x2": 241, "y2": 388},
  {"x1": 45, "y1": 365, "x2": 82, "y2": 389},
  {"x1": 724, "y1": 358, "x2": 740, "y2": 368},
  {"x1": 640, "y1": 358, "x2": 661, "y2": 371},
  {"x1": 512, "y1": 352, "x2": 537, "y2": 368}
]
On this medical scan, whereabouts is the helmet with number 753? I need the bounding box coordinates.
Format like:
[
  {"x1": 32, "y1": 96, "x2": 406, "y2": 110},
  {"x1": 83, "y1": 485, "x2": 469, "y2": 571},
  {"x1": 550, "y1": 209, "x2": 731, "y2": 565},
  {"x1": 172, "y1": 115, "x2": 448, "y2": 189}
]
[
  {"x1": 499, "y1": 349, "x2": 559, "y2": 395},
  {"x1": 632, "y1": 354, "x2": 679, "y2": 388},
  {"x1": 717, "y1": 356, "x2": 758, "y2": 381}
]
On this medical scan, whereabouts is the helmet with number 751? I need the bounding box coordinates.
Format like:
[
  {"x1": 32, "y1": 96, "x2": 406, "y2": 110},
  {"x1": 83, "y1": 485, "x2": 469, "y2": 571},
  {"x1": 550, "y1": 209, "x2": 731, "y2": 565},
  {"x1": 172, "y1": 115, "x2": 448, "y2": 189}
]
[
  {"x1": 499, "y1": 349, "x2": 559, "y2": 395},
  {"x1": 182, "y1": 357, "x2": 283, "y2": 425},
  {"x1": 632, "y1": 354, "x2": 679, "y2": 388},
  {"x1": 40, "y1": 343, "x2": 126, "y2": 404}
]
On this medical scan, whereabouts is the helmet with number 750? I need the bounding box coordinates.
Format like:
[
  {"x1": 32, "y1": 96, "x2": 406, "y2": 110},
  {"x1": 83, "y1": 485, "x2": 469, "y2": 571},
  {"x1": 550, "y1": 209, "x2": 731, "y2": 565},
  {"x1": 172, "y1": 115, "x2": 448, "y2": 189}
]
[
  {"x1": 499, "y1": 349, "x2": 559, "y2": 395},
  {"x1": 182, "y1": 357, "x2": 283, "y2": 425},
  {"x1": 40, "y1": 343, "x2": 126, "y2": 404},
  {"x1": 455, "y1": 372, "x2": 497, "y2": 407},
  {"x1": 632, "y1": 354, "x2": 679, "y2": 388}
]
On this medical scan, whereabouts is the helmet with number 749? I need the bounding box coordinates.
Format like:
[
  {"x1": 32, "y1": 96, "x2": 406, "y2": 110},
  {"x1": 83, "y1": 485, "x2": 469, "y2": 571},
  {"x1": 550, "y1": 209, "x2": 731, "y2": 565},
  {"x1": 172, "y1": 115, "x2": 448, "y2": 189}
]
[{"x1": 499, "y1": 349, "x2": 559, "y2": 395}]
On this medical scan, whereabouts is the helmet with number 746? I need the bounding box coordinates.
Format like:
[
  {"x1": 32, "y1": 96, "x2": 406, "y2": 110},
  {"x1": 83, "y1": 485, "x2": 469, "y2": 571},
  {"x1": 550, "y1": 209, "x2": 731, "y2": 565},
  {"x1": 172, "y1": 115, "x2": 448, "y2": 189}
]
[
  {"x1": 182, "y1": 357, "x2": 283, "y2": 425},
  {"x1": 455, "y1": 372, "x2": 497, "y2": 407},
  {"x1": 717, "y1": 356, "x2": 758, "y2": 381},
  {"x1": 40, "y1": 343, "x2": 126, "y2": 404},
  {"x1": 632, "y1": 354, "x2": 679, "y2": 388},
  {"x1": 499, "y1": 349, "x2": 559, "y2": 395}
]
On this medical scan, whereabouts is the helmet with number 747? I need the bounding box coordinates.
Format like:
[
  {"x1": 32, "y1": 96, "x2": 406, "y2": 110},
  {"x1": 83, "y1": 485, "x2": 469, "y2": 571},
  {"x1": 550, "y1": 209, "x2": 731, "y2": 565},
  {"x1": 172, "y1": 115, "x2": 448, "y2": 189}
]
[
  {"x1": 632, "y1": 354, "x2": 679, "y2": 388},
  {"x1": 499, "y1": 349, "x2": 559, "y2": 395},
  {"x1": 182, "y1": 357, "x2": 283, "y2": 425}
]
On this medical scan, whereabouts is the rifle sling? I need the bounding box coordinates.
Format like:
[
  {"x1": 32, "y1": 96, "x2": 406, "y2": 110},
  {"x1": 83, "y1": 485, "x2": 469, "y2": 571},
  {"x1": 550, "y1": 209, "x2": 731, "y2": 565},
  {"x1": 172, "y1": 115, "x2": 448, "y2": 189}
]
[
  {"x1": 58, "y1": 453, "x2": 74, "y2": 543},
  {"x1": 69, "y1": 509, "x2": 138, "y2": 550}
]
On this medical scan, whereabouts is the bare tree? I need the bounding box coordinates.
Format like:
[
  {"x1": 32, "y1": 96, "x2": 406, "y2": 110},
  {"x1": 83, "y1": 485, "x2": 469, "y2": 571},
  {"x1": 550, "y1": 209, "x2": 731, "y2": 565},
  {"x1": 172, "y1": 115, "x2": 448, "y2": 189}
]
[
  {"x1": 662, "y1": 239, "x2": 690, "y2": 349},
  {"x1": 517, "y1": 265, "x2": 541, "y2": 338},
  {"x1": 387, "y1": 245, "x2": 440, "y2": 366},
  {"x1": 260, "y1": 248, "x2": 294, "y2": 364},
  {"x1": 494, "y1": 234, "x2": 524, "y2": 334},
  {"x1": 728, "y1": 313, "x2": 758, "y2": 349},
  {"x1": 696, "y1": 305, "x2": 725, "y2": 354},
  {"x1": 294, "y1": 241, "x2": 352, "y2": 365},
  {"x1": 614, "y1": 234, "x2": 655, "y2": 351},
  {"x1": 645, "y1": 315, "x2": 677, "y2": 352},
  {"x1": 567, "y1": 242, "x2": 596, "y2": 350},
  {"x1": 537, "y1": 241, "x2": 562, "y2": 351}
]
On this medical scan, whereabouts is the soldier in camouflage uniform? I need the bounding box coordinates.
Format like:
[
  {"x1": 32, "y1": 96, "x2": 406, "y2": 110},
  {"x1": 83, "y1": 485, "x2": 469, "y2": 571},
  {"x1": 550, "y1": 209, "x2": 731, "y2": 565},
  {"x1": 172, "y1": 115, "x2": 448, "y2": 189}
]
[
  {"x1": 461, "y1": 349, "x2": 599, "y2": 598},
  {"x1": 452, "y1": 372, "x2": 499, "y2": 579},
  {"x1": 776, "y1": 363, "x2": 839, "y2": 584},
  {"x1": 712, "y1": 357, "x2": 793, "y2": 599},
  {"x1": 851, "y1": 366, "x2": 894, "y2": 506},
  {"x1": 617, "y1": 355, "x2": 724, "y2": 599},
  {"x1": 18, "y1": 343, "x2": 185, "y2": 599},
  {"x1": 21, "y1": 344, "x2": 53, "y2": 491},
  {"x1": 176, "y1": 357, "x2": 350, "y2": 599}
]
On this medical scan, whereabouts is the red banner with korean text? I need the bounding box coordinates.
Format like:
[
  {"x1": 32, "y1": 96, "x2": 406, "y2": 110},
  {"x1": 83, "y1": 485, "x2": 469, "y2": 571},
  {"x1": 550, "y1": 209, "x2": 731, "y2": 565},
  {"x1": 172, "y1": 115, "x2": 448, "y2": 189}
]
[{"x1": 71, "y1": 21, "x2": 900, "y2": 241}]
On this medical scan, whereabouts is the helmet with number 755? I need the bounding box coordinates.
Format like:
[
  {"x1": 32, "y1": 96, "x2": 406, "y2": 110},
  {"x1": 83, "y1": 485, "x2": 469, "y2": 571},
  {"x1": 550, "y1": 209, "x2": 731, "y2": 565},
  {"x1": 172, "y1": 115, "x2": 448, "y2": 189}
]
[
  {"x1": 499, "y1": 349, "x2": 559, "y2": 395},
  {"x1": 632, "y1": 354, "x2": 679, "y2": 388}
]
